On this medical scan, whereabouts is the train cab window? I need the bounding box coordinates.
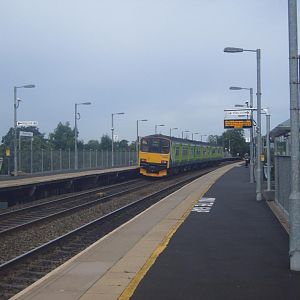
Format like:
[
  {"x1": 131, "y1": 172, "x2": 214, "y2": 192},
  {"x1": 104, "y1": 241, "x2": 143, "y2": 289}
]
[
  {"x1": 140, "y1": 138, "x2": 170, "y2": 154},
  {"x1": 141, "y1": 139, "x2": 150, "y2": 152},
  {"x1": 175, "y1": 147, "x2": 180, "y2": 156}
]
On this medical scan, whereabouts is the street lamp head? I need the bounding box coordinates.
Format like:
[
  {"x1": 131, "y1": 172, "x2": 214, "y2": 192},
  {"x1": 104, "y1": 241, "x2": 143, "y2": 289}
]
[
  {"x1": 82, "y1": 102, "x2": 91, "y2": 105},
  {"x1": 140, "y1": 119, "x2": 148, "y2": 122},
  {"x1": 117, "y1": 112, "x2": 125, "y2": 115},
  {"x1": 157, "y1": 124, "x2": 165, "y2": 127},
  {"x1": 229, "y1": 86, "x2": 243, "y2": 90},
  {"x1": 234, "y1": 104, "x2": 245, "y2": 107},
  {"x1": 224, "y1": 47, "x2": 244, "y2": 53},
  {"x1": 173, "y1": 127, "x2": 178, "y2": 130},
  {"x1": 23, "y1": 84, "x2": 35, "y2": 88}
]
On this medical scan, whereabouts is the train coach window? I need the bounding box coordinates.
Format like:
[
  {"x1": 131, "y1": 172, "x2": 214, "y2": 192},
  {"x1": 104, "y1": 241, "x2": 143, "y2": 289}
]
[{"x1": 161, "y1": 140, "x2": 170, "y2": 154}]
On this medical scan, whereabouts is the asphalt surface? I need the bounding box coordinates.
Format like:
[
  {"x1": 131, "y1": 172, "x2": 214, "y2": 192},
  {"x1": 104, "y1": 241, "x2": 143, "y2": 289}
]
[{"x1": 131, "y1": 165, "x2": 300, "y2": 300}]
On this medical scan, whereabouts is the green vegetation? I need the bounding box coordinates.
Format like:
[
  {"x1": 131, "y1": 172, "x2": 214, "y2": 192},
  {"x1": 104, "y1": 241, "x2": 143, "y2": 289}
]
[{"x1": 208, "y1": 129, "x2": 249, "y2": 157}]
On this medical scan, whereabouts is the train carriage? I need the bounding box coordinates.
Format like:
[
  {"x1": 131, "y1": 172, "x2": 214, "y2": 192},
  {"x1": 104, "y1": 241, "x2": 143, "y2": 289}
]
[{"x1": 139, "y1": 134, "x2": 224, "y2": 177}]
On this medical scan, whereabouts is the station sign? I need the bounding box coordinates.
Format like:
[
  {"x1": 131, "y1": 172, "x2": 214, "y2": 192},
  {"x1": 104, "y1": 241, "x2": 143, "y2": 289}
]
[
  {"x1": 17, "y1": 121, "x2": 38, "y2": 127},
  {"x1": 224, "y1": 109, "x2": 253, "y2": 129},
  {"x1": 20, "y1": 131, "x2": 33, "y2": 137},
  {"x1": 224, "y1": 110, "x2": 251, "y2": 119},
  {"x1": 224, "y1": 119, "x2": 253, "y2": 129}
]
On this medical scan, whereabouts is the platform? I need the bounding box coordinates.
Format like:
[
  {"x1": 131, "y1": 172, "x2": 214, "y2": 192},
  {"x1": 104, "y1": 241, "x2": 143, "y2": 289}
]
[
  {"x1": 12, "y1": 162, "x2": 300, "y2": 300},
  {"x1": 0, "y1": 166, "x2": 139, "y2": 207}
]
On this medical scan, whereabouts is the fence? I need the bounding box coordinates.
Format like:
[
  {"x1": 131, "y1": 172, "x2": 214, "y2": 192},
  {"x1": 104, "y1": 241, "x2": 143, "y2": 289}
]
[
  {"x1": 1, "y1": 149, "x2": 138, "y2": 175},
  {"x1": 274, "y1": 155, "x2": 290, "y2": 215}
]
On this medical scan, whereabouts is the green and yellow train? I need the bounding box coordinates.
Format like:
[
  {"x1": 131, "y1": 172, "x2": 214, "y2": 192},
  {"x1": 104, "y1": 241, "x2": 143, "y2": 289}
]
[{"x1": 139, "y1": 134, "x2": 224, "y2": 177}]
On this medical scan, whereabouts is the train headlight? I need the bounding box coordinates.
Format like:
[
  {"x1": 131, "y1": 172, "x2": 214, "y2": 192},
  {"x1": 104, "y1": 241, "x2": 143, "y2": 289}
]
[{"x1": 161, "y1": 160, "x2": 167, "y2": 164}]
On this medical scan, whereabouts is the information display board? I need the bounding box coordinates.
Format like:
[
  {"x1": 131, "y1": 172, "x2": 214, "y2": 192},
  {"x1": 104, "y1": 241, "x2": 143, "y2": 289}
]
[{"x1": 224, "y1": 119, "x2": 253, "y2": 129}]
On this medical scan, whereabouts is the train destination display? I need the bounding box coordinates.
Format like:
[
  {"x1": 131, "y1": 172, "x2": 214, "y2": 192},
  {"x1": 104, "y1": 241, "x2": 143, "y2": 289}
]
[
  {"x1": 224, "y1": 119, "x2": 253, "y2": 129},
  {"x1": 224, "y1": 109, "x2": 253, "y2": 129}
]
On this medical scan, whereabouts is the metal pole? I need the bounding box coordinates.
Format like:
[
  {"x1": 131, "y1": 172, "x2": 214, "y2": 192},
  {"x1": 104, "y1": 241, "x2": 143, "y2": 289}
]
[
  {"x1": 68, "y1": 148, "x2": 71, "y2": 169},
  {"x1": 13, "y1": 87, "x2": 18, "y2": 176},
  {"x1": 249, "y1": 88, "x2": 254, "y2": 183},
  {"x1": 256, "y1": 49, "x2": 263, "y2": 201},
  {"x1": 74, "y1": 103, "x2": 78, "y2": 169},
  {"x1": 19, "y1": 134, "x2": 21, "y2": 173},
  {"x1": 82, "y1": 149, "x2": 85, "y2": 169},
  {"x1": 288, "y1": 0, "x2": 300, "y2": 271},
  {"x1": 59, "y1": 148, "x2": 62, "y2": 170},
  {"x1": 95, "y1": 149, "x2": 98, "y2": 167},
  {"x1": 41, "y1": 149, "x2": 44, "y2": 173},
  {"x1": 31, "y1": 138, "x2": 33, "y2": 173},
  {"x1": 111, "y1": 114, "x2": 114, "y2": 167},
  {"x1": 136, "y1": 120, "x2": 139, "y2": 153},
  {"x1": 266, "y1": 113, "x2": 271, "y2": 191},
  {"x1": 50, "y1": 148, "x2": 53, "y2": 171},
  {"x1": 136, "y1": 120, "x2": 139, "y2": 162},
  {"x1": 90, "y1": 149, "x2": 92, "y2": 168}
]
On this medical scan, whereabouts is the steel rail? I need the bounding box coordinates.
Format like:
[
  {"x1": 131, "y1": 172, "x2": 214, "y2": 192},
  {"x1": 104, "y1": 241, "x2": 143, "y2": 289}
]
[{"x1": 0, "y1": 180, "x2": 150, "y2": 235}]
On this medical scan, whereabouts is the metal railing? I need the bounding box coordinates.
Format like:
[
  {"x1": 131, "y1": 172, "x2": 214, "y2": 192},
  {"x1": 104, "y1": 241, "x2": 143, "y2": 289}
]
[{"x1": 1, "y1": 149, "x2": 138, "y2": 175}]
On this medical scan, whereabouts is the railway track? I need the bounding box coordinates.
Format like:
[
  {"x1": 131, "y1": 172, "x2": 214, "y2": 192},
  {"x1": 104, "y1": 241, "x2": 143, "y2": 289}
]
[
  {"x1": 0, "y1": 164, "x2": 228, "y2": 299},
  {"x1": 0, "y1": 178, "x2": 148, "y2": 235}
]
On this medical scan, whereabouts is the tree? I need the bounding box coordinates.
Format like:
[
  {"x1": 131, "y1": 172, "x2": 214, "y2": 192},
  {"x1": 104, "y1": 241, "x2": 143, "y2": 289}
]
[
  {"x1": 117, "y1": 139, "x2": 129, "y2": 150},
  {"x1": 100, "y1": 134, "x2": 112, "y2": 150},
  {"x1": 1, "y1": 126, "x2": 48, "y2": 153},
  {"x1": 49, "y1": 122, "x2": 75, "y2": 150},
  {"x1": 222, "y1": 129, "x2": 249, "y2": 157},
  {"x1": 85, "y1": 140, "x2": 100, "y2": 150}
]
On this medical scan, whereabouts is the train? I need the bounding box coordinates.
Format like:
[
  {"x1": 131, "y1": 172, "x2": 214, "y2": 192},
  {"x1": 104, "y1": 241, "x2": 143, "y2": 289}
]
[{"x1": 139, "y1": 134, "x2": 224, "y2": 177}]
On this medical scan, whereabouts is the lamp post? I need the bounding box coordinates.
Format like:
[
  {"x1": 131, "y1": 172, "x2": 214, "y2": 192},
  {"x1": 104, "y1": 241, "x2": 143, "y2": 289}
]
[
  {"x1": 192, "y1": 132, "x2": 199, "y2": 141},
  {"x1": 111, "y1": 112, "x2": 125, "y2": 167},
  {"x1": 136, "y1": 119, "x2": 148, "y2": 157},
  {"x1": 13, "y1": 84, "x2": 35, "y2": 176},
  {"x1": 155, "y1": 124, "x2": 165, "y2": 134},
  {"x1": 182, "y1": 130, "x2": 190, "y2": 139},
  {"x1": 262, "y1": 108, "x2": 271, "y2": 191},
  {"x1": 230, "y1": 86, "x2": 254, "y2": 183},
  {"x1": 288, "y1": 0, "x2": 300, "y2": 270},
  {"x1": 74, "y1": 102, "x2": 91, "y2": 170},
  {"x1": 224, "y1": 46, "x2": 263, "y2": 201},
  {"x1": 170, "y1": 127, "x2": 178, "y2": 137},
  {"x1": 200, "y1": 134, "x2": 207, "y2": 142}
]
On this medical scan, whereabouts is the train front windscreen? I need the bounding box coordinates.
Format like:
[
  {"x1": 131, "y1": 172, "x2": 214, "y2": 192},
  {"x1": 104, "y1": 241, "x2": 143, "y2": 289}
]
[{"x1": 140, "y1": 138, "x2": 170, "y2": 154}]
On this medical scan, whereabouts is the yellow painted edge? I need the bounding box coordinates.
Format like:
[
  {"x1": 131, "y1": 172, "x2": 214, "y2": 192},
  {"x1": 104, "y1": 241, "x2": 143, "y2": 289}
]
[{"x1": 118, "y1": 179, "x2": 217, "y2": 300}]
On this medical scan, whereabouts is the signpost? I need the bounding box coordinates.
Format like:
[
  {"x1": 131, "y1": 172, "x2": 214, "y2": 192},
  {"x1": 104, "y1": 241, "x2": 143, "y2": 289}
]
[
  {"x1": 20, "y1": 131, "x2": 33, "y2": 137},
  {"x1": 19, "y1": 131, "x2": 34, "y2": 173},
  {"x1": 17, "y1": 121, "x2": 38, "y2": 127}
]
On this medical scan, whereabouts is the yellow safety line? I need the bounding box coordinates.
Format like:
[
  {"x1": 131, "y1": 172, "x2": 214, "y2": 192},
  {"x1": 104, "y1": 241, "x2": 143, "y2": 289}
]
[{"x1": 119, "y1": 180, "x2": 216, "y2": 300}]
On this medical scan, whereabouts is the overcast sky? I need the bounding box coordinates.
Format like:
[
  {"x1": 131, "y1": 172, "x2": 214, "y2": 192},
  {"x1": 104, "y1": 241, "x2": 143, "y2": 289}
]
[{"x1": 0, "y1": 1, "x2": 296, "y2": 143}]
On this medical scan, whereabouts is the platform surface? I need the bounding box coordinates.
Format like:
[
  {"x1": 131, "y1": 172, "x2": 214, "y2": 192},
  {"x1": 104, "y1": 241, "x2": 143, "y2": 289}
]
[
  {"x1": 0, "y1": 166, "x2": 138, "y2": 189},
  {"x1": 13, "y1": 163, "x2": 300, "y2": 300},
  {"x1": 130, "y1": 165, "x2": 300, "y2": 300}
]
